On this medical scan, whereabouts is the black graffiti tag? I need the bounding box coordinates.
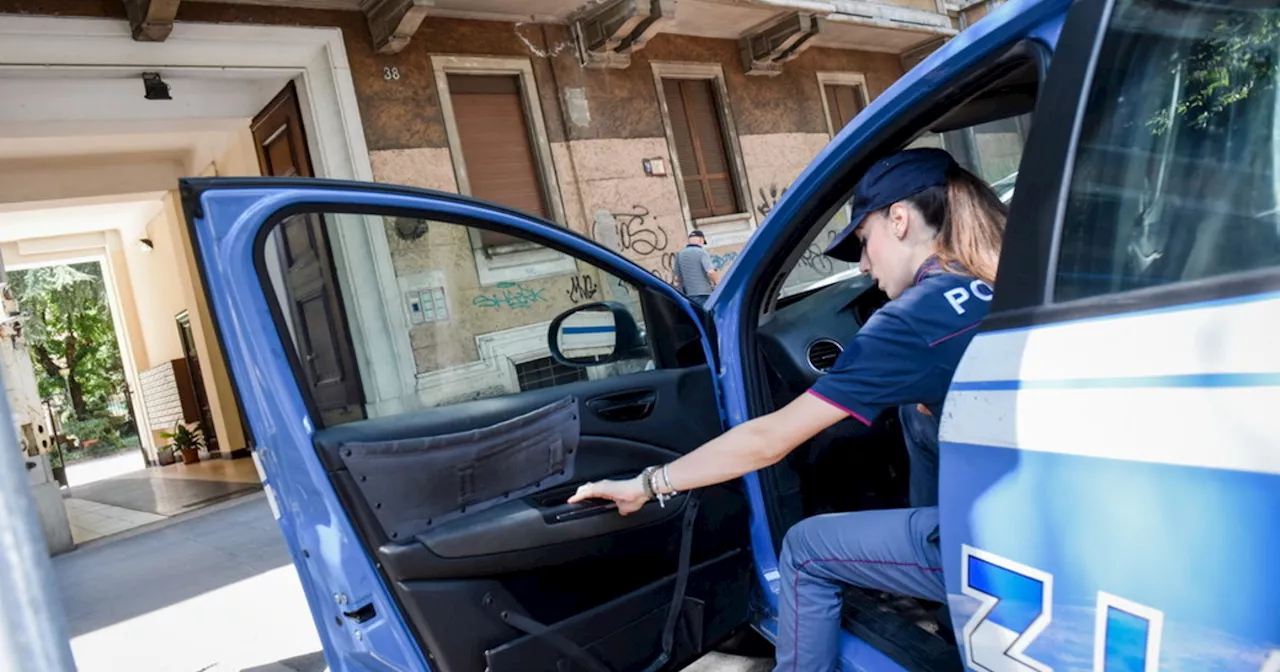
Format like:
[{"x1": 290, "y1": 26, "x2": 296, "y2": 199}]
[
  {"x1": 757, "y1": 184, "x2": 788, "y2": 219},
  {"x1": 611, "y1": 205, "x2": 668, "y2": 256},
  {"x1": 566, "y1": 274, "x2": 599, "y2": 304},
  {"x1": 646, "y1": 251, "x2": 676, "y2": 284}
]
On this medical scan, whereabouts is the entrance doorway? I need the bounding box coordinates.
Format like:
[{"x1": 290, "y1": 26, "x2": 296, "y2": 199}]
[{"x1": 0, "y1": 15, "x2": 395, "y2": 552}]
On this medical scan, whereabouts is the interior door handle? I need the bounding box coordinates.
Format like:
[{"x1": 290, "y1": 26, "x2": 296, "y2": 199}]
[{"x1": 585, "y1": 390, "x2": 657, "y2": 421}]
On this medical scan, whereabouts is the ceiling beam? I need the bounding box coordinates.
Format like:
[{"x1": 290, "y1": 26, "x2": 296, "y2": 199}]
[
  {"x1": 570, "y1": 0, "x2": 677, "y2": 69},
  {"x1": 365, "y1": 0, "x2": 433, "y2": 55},
  {"x1": 739, "y1": 11, "x2": 824, "y2": 76},
  {"x1": 122, "y1": 0, "x2": 182, "y2": 42}
]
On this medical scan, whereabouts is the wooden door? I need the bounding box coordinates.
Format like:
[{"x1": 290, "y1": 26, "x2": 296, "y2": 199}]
[
  {"x1": 252, "y1": 82, "x2": 366, "y2": 426},
  {"x1": 175, "y1": 312, "x2": 219, "y2": 455}
]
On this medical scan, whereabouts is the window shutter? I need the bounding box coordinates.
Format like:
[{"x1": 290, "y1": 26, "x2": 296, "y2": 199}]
[
  {"x1": 823, "y1": 83, "x2": 866, "y2": 133},
  {"x1": 448, "y1": 74, "x2": 549, "y2": 247},
  {"x1": 662, "y1": 78, "x2": 742, "y2": 220}
]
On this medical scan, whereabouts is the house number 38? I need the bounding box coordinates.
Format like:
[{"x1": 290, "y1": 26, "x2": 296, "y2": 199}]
[{"x1": 383, "y1": 67, "x2": 401, "y2": 81}]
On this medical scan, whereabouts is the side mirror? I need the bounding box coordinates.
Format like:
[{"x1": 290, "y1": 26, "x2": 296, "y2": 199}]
[{"x1": 548, "y1": 301, "x2": 645, "y2": 367}]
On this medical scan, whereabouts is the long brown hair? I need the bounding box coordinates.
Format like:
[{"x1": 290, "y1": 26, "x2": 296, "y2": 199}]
[{"x1": 901, "y1": 164, "x2": 1008, "y2": 285}]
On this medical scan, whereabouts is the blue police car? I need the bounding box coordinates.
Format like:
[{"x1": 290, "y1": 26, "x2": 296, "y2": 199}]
[{"x1": 178, "y1": 0, "x2": 1280, "y2": 669}]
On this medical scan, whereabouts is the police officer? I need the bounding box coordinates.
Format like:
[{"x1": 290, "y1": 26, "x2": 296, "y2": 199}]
[{"x1": 569, "y1": 148, "x2": 1008, "y2": 671}]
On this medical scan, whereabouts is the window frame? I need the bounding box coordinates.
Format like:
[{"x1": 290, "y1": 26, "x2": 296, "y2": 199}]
[
  {"x1": 816, "y1": 72, "x2": 871, "y2": 138},
  {"x1": 650, "y1": 61, "x2": 756, "y2": 243},
  {"x1": 983, "y1": 0, "x2": 1280, "y2": 332},
  {"x1": 431, "y1": 54, "x2": 576, "y2": 286}
]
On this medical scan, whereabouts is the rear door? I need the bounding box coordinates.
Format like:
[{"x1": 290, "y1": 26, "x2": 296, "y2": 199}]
[
  {"x1": 181, "y1": 180, "x2": 752, "y2": 672},
  {"x1": 941, "y1": 0, "x2": 1280, "y2": 669}
]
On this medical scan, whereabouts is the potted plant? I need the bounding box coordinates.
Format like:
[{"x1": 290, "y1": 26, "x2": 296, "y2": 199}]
[{"x1": 161, "y1": 421, "x2": 204, "y2": 465}]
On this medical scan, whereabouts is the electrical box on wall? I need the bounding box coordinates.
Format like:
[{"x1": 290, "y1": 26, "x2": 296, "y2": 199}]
[
  {"x1": 399, "y1": 271, "x2": 450, "y2": 325},
  {"x1": 642, "y1": 157, "x2": 667, "y2": 177}
]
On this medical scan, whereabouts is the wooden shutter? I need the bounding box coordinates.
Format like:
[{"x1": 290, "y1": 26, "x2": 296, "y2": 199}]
[
  {"x1": 823, "y1": 83, "x2": 866, "y2": 134},
  {"x1": 662, "y1": 78, "x2": 742, "y2": 220},
  {"x1": 448, "y1": 74, "x2": 548, "y2": 248}
]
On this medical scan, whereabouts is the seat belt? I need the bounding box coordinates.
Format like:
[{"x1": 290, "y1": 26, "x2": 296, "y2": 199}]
[
  {"x1": 484, "y1": 492, "x2": 701, "y2": 672},
  {"x1": 641, "y1": 492, "x2": 700, "y2": 672},
  {"x1": 485, "y1": 591, "x2": 613, "y2": 672}
]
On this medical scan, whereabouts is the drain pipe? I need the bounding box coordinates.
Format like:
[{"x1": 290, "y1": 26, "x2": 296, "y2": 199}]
[{"x1": 0, "y1": 375, "x2": 76, "y2": 671}]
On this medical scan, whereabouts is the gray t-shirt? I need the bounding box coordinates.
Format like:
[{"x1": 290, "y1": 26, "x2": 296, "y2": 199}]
[{"x1": 674, "y1": 244, "x2": 714, "y2": 296}]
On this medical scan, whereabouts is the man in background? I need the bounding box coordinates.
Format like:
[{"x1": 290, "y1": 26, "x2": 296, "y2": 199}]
[{"x1": 673, "y1": 229, "x2": 719, "y2": 306}]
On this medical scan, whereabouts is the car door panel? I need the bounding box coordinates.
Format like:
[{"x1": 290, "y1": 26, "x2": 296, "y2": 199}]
[
  {"x1": 183, "y1": 181, "x2": 751, "y2": 672},
  {"x1": 316, "y1": 365, "x2": 752, "y2": 672}
]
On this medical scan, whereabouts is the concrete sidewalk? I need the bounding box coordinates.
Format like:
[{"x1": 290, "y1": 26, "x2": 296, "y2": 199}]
[{"x1": 52, "y1": 493, "x2": 772, "y2": 672}]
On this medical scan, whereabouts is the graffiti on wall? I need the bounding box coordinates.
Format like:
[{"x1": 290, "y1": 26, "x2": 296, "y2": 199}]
[
  {"x1": 710, "y1": 251, "x2": 739, "y2": 271},
  {"x1": 566, "y1": 274, "x2": 600, "y2": 304},
  {"x1": 756, "y1": 185, "x2": 788, "y2": 219},
  {"x1": 611, "y1": 205, "x2": 669, "y2": 256},
  {"x1": 473, "y1": 282, "x2": 547, "y2": 310},
  {"x1": 647, "y1": 252, "x2": 676, "y2": 284},
  {"x1": 797, "y1": 230, "x2": 841, "y2": 275}
]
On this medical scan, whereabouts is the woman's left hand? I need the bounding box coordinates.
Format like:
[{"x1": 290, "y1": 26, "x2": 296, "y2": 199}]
[{"x1": 567, "y1": 476, "x2": 648, "y2": 515}]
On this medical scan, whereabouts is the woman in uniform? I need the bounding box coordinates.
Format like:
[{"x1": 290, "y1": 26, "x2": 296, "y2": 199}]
[{"x1": 568, "y1": 147, "x2": 1008, "y2": 671}]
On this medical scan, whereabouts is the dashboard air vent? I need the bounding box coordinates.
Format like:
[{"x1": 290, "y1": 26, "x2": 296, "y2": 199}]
[{"x1": 806, "y1": 338, "x2": 843, "y2": 373}]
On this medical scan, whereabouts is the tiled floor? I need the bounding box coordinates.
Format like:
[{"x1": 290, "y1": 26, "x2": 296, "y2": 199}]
[
  {"x1": 64, "y1": 497, "x2": 165, "y2": 545},
  {"x1": 152, "y1": 454, "x2": 261, "y2": 483},
  {"x1": 62, "y1": 454, "x2": 262, "y2": 545}
]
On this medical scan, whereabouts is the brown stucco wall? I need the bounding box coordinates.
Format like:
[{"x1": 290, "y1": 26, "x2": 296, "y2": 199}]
[{"x1": 0, "y1": 1, "x2": 905, "y2": 389}]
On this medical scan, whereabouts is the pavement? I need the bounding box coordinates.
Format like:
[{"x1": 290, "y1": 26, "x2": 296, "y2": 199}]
[{"x1": 52, "y1": 493, "x2": 773, "y2": 672}]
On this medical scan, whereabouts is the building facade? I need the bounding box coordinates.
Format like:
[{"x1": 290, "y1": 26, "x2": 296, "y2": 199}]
[{"x1": 0, "y1": 0, "x2": 1000, "y2": 437}]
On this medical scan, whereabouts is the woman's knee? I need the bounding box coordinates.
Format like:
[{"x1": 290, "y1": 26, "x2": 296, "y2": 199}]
[{"x1": 779, "y1": 514, "x2": 838, "y2": 569}]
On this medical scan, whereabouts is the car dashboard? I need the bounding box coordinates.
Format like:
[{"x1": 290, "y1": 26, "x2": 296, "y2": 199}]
[{"x1": 757, "y1": 272, "x2": 889, "y2": 400}]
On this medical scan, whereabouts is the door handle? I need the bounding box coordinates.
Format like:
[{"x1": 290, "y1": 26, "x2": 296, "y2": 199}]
[{"x1": 585, "y1": 390, "x2": 657, "y2": 421}]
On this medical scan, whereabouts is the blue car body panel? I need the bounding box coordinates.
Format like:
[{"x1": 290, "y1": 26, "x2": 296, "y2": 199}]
[{"x1": 709, "y1": 0, "x2": 1071, "y2": 635}]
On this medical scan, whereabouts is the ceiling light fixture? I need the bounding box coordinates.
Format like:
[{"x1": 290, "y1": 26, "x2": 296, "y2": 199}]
[{"x1": 142, "y1": 72, "x2": 171, "y2": 101}]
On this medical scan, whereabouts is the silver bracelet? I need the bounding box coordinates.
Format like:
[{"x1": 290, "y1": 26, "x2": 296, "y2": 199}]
[{"x1": 639, "y1": 466, "x2": 658, "y2": 501}]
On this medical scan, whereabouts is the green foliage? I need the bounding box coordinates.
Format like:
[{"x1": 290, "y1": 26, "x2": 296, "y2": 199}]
[
  {"x1": 1148, "y1": 13, "x2": 1280, "y2": 136},
  {"x1": 161, "y1": 422, "x2": 205, "y2": 453},
  {"x1": 8, "y1": 262, "x2": 125, "y2": 421}
]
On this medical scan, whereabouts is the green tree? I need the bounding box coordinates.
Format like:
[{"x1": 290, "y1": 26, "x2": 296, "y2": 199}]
[
  {"x1": 9, "y1": 263, "x2": 124, "y2": 421},
  {"x1": 1148, "y1": 12, "x2": 1280, "y2": 136}
]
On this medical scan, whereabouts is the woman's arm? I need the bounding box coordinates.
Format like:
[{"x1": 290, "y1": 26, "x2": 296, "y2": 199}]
[{"x1": 567, "y1": 392, "x2": 849, "y2": 514}]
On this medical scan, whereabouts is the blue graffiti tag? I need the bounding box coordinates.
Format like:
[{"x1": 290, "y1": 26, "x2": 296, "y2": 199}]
[
  {"x1": 473, "y1": 282, "x2": 547, "y2": 310},
  {"x1": 711, "y1": 251, "x2": 739, "y2": 271}
]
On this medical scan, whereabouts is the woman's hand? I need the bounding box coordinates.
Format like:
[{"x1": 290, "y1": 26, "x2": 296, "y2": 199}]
[{"x1": 567, "y1": 475, "x2": 648, "y2": 515}]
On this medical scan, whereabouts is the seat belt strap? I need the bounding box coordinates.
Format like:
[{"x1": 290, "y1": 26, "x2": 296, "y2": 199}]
[
  {"x1": 484, "y1": 592, "x2": 614, "y2": 672},
  {"x1": 484, "y1": 492, "x2": 700, "y2": 672},
  {"x1": 641, "y1": 492, "x2": 700, "y2": 672}
]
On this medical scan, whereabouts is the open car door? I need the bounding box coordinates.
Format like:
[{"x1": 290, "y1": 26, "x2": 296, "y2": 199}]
[{"x1": 180, "y1": 179, "x2": 753, "y2": 672}]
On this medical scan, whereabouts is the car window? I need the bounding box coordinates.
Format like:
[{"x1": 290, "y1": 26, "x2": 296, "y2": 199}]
[
  {"x1": 1052, "y1": 0, "x2": 1280, "y2": 302},
  {"x1": 263, "y1": 212, "x2": 656, "y2": 420},
  {"x1": 776, "y1": 112, "x2": 1030, "y2": 299}
]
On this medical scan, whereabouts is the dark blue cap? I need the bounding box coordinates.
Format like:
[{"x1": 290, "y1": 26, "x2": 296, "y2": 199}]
[{"x1": 824, "y1": 148, "x2": 956, "y2": 262}]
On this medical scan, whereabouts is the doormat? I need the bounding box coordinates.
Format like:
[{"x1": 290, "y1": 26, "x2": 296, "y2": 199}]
[{"x1": 68, "y1": 474, "x2": 262, "y2": 517}]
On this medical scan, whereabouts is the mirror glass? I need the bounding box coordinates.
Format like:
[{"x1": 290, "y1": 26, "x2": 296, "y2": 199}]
[{"x1": 555, "y1": 306, "x2": 619, "y2": 364}]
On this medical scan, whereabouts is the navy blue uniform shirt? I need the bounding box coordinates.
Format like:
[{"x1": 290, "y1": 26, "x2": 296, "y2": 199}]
[{"x1": 808, "y1": 257, "x2": 994, "y2": 424}]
